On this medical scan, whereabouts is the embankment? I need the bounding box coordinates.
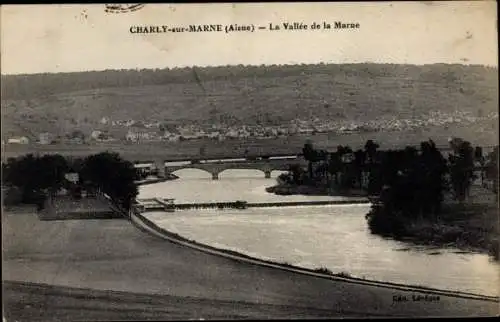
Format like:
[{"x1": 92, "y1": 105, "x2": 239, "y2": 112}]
[{"x1": 131, "y1": 209, "x2": 498, "y2": 302}]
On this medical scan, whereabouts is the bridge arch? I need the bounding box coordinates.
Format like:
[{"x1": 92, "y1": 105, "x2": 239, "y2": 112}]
[
  {"x1": 168, "y1": 167, "x2": 214, "y2": 179},
  {"x1": 163, "y1": 160, "x2": 295, "y2": 180}
]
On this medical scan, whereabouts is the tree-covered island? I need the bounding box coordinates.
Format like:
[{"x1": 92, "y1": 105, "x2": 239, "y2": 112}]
[{"x1": 268, "y1": 138, "x2": 499, "y2": 259}]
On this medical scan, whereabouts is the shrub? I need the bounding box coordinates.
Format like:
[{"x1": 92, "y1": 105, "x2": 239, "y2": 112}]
[
  {"x1": 336, "y1": 271, "x2": 352, "y2": 278},
  {"x1": 315, "y1": 267, "x2": 334, "y2": 275},
  {"x1": 366, "y1": 205, "x2": 407, "y2": 237}
]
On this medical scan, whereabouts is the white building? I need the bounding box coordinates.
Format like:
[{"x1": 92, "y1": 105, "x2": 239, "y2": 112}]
[
  {"x1": 164, "y1": 134, "x2": 180, "y2": 142},
  {"x1": 207, "y1": 131, "x2": 220, "y2": 139},
  {"x1": 7, "y1": 136, "x2": 29, "y2": 144},
  {"x1": 39, "y1": 132, "x2": 52, "y2": 145},
  {"x1": 225, "y1": 129, "x2": 239, "y2": 139},
  {"x1": 90, "y1": 130, "x2": 102, "y2": 140},
  {"x1": 64, "y1": 172, "x2": 79, "y2": 184}
]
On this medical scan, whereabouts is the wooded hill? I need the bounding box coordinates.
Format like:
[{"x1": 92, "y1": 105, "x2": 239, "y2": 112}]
[{"x1": 1, "y1": 63, "x2": 498, "y2": 140}]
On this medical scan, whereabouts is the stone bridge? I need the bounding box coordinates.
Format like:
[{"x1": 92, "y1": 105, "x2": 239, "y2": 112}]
[{"x1": 154, "y1": 158, "x2": 307, "y2": 180}]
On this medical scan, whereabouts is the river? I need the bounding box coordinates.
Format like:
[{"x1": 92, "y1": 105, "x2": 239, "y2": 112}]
[{"x1": 138, "y1": 169, "x2": 499, "y2": 297}]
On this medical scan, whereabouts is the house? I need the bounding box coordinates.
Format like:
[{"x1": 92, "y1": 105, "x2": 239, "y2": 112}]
[
  {"x1": 225, "y1": 129, "x2": 239, "y2": 139},
  {"x1": 38, "y1": 132, "x2": 52, "y2": 145},
  {"x1": 7, "y1": 136, "x2": 29, "y2": 144},
  {"x1": 341, "y1": 153, "x2": 355, "y2": 163},
  {"x1": 90, "y1": 130, "x2": 102, "y2": 140},
  {"x1": 207, "y1": 131, "x2": 220, "y2": 139},
  {"x1": 126, "y1": 130, "x2": 154, "y2": 142},
  {"x1": 164, "y1": 134, "x2": 180, "y2": 142},
  {"x1": 64, "y1": 172, "x2": 79, "y2": 184},
  {"x1": 68, "y1": 137, "x2": 85, "y2": 144}
]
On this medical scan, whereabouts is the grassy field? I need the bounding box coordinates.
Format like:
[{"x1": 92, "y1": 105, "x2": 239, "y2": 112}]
[
  {"x1": 2, "y1": 63, "x2": 498, "y2": 140},
  {"x1": 2, "y1": 210, "x2": 498, "y2": 319},
  {"x1": 3, "y1": 281, "x2": 346, "y2": 321}
]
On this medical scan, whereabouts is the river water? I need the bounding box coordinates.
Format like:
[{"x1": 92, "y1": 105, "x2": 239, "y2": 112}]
[{"x1": 139, "y1": 169, "x2": 499, "y2": 297}]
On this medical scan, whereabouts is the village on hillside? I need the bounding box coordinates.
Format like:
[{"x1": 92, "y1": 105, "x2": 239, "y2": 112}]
[{"x1": 3, "y1": 109, "x2": 497, "y2": 146}]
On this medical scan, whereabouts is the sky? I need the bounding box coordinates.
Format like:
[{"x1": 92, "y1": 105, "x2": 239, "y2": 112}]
[{"x1": 1, "y1": 2, "x2": 498, "y2": 75}]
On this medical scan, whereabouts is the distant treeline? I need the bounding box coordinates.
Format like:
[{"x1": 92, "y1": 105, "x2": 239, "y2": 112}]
[{"x1": 2, "y1": 63, "x2": 497, "y2": 100}]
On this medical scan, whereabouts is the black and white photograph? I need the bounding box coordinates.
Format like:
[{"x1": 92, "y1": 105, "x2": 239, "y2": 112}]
[{"x1": 1, "y1": 2, "x2": 499, "y2": 320}]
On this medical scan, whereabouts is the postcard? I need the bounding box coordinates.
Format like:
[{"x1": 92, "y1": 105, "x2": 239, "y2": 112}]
[{"x1": 1, "y1": 2, "x2": 498, "y2": 320}]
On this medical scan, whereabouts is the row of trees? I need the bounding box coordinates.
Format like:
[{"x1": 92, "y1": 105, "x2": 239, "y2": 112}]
[
  {"x1": 281, "y1": 138, "x2": 498, "y2": 229},
  {"x1": 2, "y1": 152, "x2": 139, "y2": 211},
  {"x1": 298, "y1": 139, "x2": 382, "y2": 193}
]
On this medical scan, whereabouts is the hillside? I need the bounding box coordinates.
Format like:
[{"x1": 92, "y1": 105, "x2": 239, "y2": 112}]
[{"x1": 1, "y1": 63, "x2": 498, "y2": 142}]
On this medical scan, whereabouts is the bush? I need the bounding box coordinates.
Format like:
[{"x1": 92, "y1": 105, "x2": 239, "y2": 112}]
[
  {"x1": 366, "y1": 205, "x2": 407, "y2": 236},
  {"x1": 315, "y1": 267, "x2": 334, "y2": 275},
  {"x1": 335, "y1": 271, "x2": 352, "y2": 278}
]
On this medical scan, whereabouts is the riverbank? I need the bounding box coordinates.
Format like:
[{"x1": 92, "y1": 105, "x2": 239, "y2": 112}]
[
  {"x1": 367, "y1": 190, "x2": 499, "y2": 259},
  {"x1": 411, "y1": 203, "x2": 498, "y2": 258},
  {"x1": 3, "y1": 209, "x2": 498, "y2": 319},
  {"x1": 132, "y1": 209, "x2": 497, "y2": 300}
]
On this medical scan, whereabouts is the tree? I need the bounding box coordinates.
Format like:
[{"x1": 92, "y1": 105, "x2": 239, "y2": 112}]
[
  {"x1": 364, "y1": 140, "x2": 380, "y2": 164},
  {"x1": 3, "y1": 154, "x2": 69, "y2": 205},
  {"x1": 199, "y1": 145, "x2": 206, "y2": 157},
  {"x1": 288, "y1": 164, "x2": 304, "y2": 184},
  {"x1": 38, "y1": 154, "x2": 70, "y2": 195},
  {"x1": 336, "y1": 145, "x2": 356, "y2": 190},
  {"x1": 474, "y1": 146, "x2": 485, "y2": 185},
  {"x1": 353, "y1": 149, "x2": 366, "y2": 188},
  {"x1": 80, "y1": 152, "x2": 138, "y2": 210},
  {"x1": 69, "y1": 130, "x2": 85, "y2": 140},
  {"x1": 328, "y1": 152, "x2": 341, "y2": 186},
  {"x1": 448, "y1": 139, "x2": 474, "y2": 202},
  {"x1": 302, "y1": 140, "x2": 316, "y2": 179},
  {"x1": 418, "y1": 140, "x2": 447, "y2": 217},
  {"x1": 364, "y1": 140, "x2": 381, "y2": 194},
  {"x1": 485, "y1": 147, "x2": 499, "y2": 195},
  {"x1": 366, "y1": 139, "x2": 448, "y2": 235}
]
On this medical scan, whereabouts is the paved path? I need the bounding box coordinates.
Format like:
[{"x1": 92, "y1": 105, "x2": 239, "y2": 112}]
[{"x1": 2, "y1": 211, "x2": 498, "y2": 320}]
